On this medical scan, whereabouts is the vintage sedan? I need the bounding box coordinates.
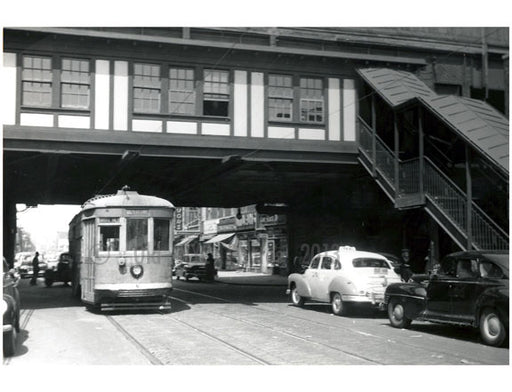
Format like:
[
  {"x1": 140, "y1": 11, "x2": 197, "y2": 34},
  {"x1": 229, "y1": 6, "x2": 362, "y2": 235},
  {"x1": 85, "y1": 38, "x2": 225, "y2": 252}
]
[
  {"x1": 3, "y1": 258, "x2": 21, "y2": 357},
  {"x1": 286, "y1": 246, "x2": 402, "y2": 315},
  {"x1": 174, "y1": 254, "x2": 216, "y2": 282},
  {"x1": 385, "y1": 250, "x2": 509, "y2": 347}
]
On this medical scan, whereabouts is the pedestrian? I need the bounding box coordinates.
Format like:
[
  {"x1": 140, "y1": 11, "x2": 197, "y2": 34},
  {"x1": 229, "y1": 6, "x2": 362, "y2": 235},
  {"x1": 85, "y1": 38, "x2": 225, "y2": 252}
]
[
  {"x1": 30, "y1": 251, "x2": 40, "y2": 285},
  {"x1": 206, "y1": 253, "x2": 215, "y2": 281},
  {"x1": 398, "y1": 248, "x2": 413, "y2": 282},
  {"x1": 424, "y1": 240, "x2": 438, "y2": 274}
]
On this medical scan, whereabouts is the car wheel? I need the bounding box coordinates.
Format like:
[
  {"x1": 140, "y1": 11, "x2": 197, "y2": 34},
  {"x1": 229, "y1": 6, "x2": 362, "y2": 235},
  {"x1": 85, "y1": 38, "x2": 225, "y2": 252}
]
[
  {"x1": 3, "y1": 327, "x2": 17, "y2": 357},
  {"x1": 388, "y1": 298, "x2": 412, "y2": 328},
  {"x1": 45, "y1": 277, "x2": 53, "y2": 287},
  {"x1": 480, "y1": 308, "x2": 506, "y2": 347},
  {"x1": 331, "y1": 292, "x2": 348, "y2": 316},
  {"x1": 290, "y1": 286, "x2": 305, "y2": 307}
]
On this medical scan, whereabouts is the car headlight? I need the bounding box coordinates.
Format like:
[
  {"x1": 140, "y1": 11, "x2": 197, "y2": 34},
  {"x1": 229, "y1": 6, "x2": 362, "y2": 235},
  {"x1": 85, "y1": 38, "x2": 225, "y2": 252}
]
[
  {"x1": 1, "y1": 299, "x2": 8, "y2": 315},
  {"x1": 130, "y1": 265, "x2": 144, "y2": 279}
]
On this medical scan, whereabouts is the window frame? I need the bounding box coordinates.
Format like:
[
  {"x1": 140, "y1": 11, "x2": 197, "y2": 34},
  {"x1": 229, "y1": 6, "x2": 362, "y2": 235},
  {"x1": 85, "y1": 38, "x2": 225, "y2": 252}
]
[
  {"x1": 268, "y1": 73, "x2": 294, "y2": 122},
  {"x1": 21, "y1": 55, "x2": 53, "y2": 108},
  {"x1": 202, "y1": 68, "x2": 230, "y2": 117},
  {"x1": 299, "y1": 77, "x2": 324, "y2": 124},
  {"x1": 133, "y1": 62, "x2": 162, "y2": 114},
  {"x1": 60, "y1": 57, "x2": 91, "y2": 110},
  {"x1": 168, "y1": 66, "x2": 196, "y2": 116}
]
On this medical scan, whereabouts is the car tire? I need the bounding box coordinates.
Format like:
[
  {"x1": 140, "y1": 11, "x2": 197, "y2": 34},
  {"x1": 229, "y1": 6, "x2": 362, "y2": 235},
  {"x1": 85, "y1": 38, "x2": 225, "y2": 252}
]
[
  {"x1": 331, "y1": 292, "x2": 348, "y2": 316},
  {"x1": 388, "y1": 298, "x2": 412, "y2": 328},
  {"x1": 45, "y1": 277, "x2": 53, "y2": 287},
  {"x1": 480, "y1": 308, "x2": 506, "y2": 347},
  {"x1": 3, "y1": 327, "x2": 17, "y2": 357},
  {"x1": 290, "y1": 286, "x2": 305, "y2": 307}
]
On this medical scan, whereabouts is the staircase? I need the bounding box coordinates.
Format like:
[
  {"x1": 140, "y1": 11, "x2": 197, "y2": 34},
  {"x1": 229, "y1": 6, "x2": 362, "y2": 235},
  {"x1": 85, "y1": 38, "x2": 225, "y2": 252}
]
[{"x1": 358, "y1": 116, "x2": 509, "y2": 251}]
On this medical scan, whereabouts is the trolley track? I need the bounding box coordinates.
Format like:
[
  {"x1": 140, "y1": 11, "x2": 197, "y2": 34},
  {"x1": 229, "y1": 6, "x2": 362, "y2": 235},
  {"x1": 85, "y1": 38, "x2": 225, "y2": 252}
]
[{"x1": 171, "y1": 287, "x2": 495, "y2": 365}]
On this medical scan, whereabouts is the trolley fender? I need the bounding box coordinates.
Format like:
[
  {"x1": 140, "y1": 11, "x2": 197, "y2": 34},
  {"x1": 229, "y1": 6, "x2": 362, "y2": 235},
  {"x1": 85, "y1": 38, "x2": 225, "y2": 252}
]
[{"x1": 287, "y1": 273, "x2": 312, "y2": 298}]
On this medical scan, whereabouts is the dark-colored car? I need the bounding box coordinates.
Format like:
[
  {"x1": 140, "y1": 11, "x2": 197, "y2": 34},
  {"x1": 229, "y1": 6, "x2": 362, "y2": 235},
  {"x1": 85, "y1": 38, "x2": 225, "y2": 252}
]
[
  {"x1": 385, "y1": 250, "x2": 509, "y2": 347},
  {"x1": 174, "y1": 254, "x2": 217, "y2": 282},
  {"x1": 3, "y1": 258, "x2": 21, "y2": 357},
  {"x1": 44, "y1": 252, "x2": 73, "y2": 287}
]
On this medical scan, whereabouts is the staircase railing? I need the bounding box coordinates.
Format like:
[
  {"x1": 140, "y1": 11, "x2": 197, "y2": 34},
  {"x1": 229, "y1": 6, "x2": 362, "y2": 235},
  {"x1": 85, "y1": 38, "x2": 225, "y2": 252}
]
[
  {"x1": 424, "y1": 157, "x2": 509, "y2": 250},
  {"x1": 358, "y1": 116, "x2": 508, "y2": 250}
]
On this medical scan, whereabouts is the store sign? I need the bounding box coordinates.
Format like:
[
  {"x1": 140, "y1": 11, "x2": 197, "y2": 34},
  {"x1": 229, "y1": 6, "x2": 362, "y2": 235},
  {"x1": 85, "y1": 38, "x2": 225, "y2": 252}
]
[
  {"x1": 218, "y1": 216, "x2": 237, "y2": 233},
  {"x1": 259, "y1": 214, "x2": 286, "y2": 226},
  {"x1": 203, "y1": 218, "x2": 219, "y2": 235},
  {"x1": 174, "y1": 207, "x2": 183, "y2": 231},
  {"x1": 236, "y1": 212, "x2": 255, "y2": 231}
]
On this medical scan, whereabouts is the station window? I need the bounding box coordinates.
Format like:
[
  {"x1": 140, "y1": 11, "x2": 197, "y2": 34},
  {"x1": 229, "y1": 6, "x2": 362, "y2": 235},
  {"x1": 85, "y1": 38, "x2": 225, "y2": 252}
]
[
  {"x1": 61, "y1": 58, "x2": 90, "y2": 109},
  {"x1": 300, "y1": 77, "x2": 324, "y2": 123},
  {"x1": 126, "y1": 218, "x2": 148, "y2": 251},
  {"x1": 203, "y1": 69, "x2": 229, "y2": 116},
  {"x1": 22, "y1": 55, "x2": 53, "y2": 107},
  {"x1": 99, "y1": 226, "x2": 120, "y2": 251},
  {"x1": 133, "y1": 63, "x2": 161, "y2": 113},
  {"x1": 268, "y1": 74, "x2": 293, "y2": 121},
  {"x1": 169, "y1": 67, "x2": 195, "y2": 115},
  {"x1": 154, "y1": 218, "x2": 170, "y2": 251}
]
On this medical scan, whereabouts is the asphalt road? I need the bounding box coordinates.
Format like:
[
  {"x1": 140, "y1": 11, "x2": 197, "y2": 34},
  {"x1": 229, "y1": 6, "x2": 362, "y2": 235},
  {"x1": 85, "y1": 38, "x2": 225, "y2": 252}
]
[{"x1": 4, "y1": 275, "x2": 509, "y2": 368}]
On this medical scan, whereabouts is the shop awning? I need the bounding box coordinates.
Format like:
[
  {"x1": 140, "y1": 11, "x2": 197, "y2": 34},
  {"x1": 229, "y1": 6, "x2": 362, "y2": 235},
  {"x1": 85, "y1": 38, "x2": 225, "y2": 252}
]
[
  {"x1": 205, "y1": 232, "x2": 235, "y2": 244},
  {"x1": 175, "y1": 235, "x2": 198, "y2": 247}
]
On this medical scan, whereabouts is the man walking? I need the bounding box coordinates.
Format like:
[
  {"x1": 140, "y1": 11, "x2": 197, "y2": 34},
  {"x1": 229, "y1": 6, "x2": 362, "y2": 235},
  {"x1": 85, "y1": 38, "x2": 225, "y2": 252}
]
[{"x1": 30, "y1": 251, "x2": 40, "y2": 285}]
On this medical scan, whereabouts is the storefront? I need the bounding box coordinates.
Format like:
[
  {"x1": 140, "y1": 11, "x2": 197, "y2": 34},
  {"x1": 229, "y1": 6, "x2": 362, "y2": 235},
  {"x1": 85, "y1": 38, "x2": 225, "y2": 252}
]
[{"x1": 258, "y1": 214, "x2": 288, "y2": 274}]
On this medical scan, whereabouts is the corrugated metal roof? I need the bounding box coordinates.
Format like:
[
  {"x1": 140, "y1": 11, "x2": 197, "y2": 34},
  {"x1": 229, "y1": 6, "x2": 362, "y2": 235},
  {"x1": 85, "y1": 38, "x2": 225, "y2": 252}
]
[
  {"x1": 357, "y1": 68, "x2": 509, "y2": 174},
  {"x1": 422, "y1": 95, "x2": 509, "y2": 173},
  {"x1": 357, "y1": 68, "x2": 436, "y2": 107}
]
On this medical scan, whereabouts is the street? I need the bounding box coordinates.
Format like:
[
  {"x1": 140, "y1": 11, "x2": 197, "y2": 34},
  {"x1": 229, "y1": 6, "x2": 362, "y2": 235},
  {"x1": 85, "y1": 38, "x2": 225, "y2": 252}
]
[{"x1": 4, "y1": 273, "x2": 509, "y2": 366}]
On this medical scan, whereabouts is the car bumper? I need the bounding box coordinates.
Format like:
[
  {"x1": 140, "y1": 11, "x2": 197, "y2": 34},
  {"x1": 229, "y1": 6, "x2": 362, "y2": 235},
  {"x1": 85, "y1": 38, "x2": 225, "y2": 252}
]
[
  {"x1": 343, "y1": 292, "x2": 385, "y2": 305},
  {"x1": 3, "y1": 323, "x2": 13, "y2": 333}
]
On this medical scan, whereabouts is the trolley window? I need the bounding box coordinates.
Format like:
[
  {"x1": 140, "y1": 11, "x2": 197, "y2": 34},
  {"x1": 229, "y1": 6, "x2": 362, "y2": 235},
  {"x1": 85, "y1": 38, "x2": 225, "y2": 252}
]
[
  {"x1": 100, "y1": 226, "x2": 120, "y2": 251},
  {"x1": 154, "y1": 218, "x2": 170, "y2": 251},
  {"x1": 126, "y1": 218, "x2": 148, "y2": 251}
]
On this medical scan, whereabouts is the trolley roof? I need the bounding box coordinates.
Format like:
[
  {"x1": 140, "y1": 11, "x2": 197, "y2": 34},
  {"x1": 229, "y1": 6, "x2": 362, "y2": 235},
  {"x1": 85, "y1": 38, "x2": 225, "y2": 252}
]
[{"x1": 80, "y1": 187, "x2": 175, "y2": 211}]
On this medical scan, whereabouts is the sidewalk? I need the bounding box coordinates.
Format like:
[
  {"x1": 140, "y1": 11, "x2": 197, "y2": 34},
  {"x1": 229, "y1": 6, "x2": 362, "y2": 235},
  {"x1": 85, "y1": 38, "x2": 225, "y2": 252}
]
[{"x1": 215, "y1": 270, "x2": 289, "y2": 286}]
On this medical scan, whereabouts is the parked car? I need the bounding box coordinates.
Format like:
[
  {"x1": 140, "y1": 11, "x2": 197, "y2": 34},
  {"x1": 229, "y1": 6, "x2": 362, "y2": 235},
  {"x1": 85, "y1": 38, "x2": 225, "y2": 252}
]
[
  {"x1": 385, "y1": 250, "x2": 509, "y2": 347},
  {"x1": 286, "y1": 246, "x2": 402, "y2": 315},
  {"x1": 44, "y1": 252, "x2": 73, "y2": 287},
  {"x1": 15, "y1": 253, "x2": 47, "y2": 278},
  {"x1": 174, "y1": 254, "x2": 217, "y2": 282},
  {"x1": 3, "y1": 257, "x2": 21, "y2": 357}
]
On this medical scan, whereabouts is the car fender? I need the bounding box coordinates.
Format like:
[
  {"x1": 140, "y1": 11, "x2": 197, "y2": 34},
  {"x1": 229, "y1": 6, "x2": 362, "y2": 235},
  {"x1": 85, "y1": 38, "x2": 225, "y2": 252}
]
[
  {"x1": 385, "y1": 282, "x2": 427, "y2": 320},
  {"x1": 328, "y1": 275, "x2": 358, "y2": 297},
  {"x1": 288, "y1": 273, "x2": 312, "y2": 298},
  {"x1": 2, "y1": 294, "x2": 17, "y2": 326},
  {"x1": 474, "y1": 285, "x2": 509, "y2": 328}
]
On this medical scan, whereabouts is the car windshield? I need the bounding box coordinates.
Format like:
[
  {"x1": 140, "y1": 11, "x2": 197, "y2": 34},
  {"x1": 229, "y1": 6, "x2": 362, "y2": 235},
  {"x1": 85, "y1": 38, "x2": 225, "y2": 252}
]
[{"x1": 352, "y1": 258, "x2": 390, "y2": 268}]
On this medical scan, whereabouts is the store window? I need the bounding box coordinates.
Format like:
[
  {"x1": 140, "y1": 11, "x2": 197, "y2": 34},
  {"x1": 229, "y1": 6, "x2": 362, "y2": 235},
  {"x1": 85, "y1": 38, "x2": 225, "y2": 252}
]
[
  {"x1": 300, "y1": 77, "x2": 324, "y2": 123},
  {"x1": 126, "y1": 218, "x2": 148, "y2": 251},
  {"x1": 133, "y1": 63, "x2": 161, "y2": 113},
  {"x1": 169, "y1": 67, "x2": 195, "y2": 115},
  {"x1": 203, "y1": 69, "x2": 229, "y2": 116},
  {"x1": 61, "y1": 58, "x2": 90, "y2": 109},
  {"x1": 268, "y1": 74, "x2": 293, "y2": 121},
  {"x1": 154, "y1": 218, "x2": 170, "y2": 251},
  {"x1": 22, "y1": 55, "x2": 52, "y2": 107}
]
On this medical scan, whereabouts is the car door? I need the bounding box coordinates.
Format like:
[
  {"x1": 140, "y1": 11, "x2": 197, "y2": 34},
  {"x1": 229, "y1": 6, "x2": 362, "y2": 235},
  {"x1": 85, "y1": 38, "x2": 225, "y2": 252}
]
[
  {"x1": 304, "y1": 255, "x2": 321, "y2": 300},
  {"x1": 314, "y1": 256, "x2": 334, "y2": 302},
  {"x1": 425, "y1": 256, "x2": 456, "y2": 319},
  {"x1": 449, "y1": 257, "x2": 483, "y2": 323}
]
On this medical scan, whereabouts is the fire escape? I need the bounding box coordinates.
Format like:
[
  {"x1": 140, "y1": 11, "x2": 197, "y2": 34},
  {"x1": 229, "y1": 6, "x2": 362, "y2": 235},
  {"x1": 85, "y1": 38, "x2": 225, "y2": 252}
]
[{"x1": 357, "y1": 68, "x2": 509, "y2": 251}]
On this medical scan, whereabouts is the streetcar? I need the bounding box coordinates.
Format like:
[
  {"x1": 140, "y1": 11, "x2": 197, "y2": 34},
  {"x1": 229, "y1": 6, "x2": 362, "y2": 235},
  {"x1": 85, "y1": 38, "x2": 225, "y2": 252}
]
[{"x1": 69, "y1": 186, "x2": 175, "y2": 311}]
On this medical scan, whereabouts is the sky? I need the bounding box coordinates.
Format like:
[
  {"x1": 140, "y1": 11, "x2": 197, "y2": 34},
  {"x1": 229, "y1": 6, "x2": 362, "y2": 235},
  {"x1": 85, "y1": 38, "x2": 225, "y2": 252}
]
[{"x1": 16, "y1": 204, "x2": 81, "y2": 252}]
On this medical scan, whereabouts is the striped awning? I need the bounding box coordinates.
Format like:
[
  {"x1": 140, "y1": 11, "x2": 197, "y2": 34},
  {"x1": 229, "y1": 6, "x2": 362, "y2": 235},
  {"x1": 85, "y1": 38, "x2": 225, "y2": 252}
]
[
  {"x1": 205, "y1": 233, "x2": 235, "y2": 244},
  {"x1": 175, "y1": 235, "x2": 198, "y2": 247}
]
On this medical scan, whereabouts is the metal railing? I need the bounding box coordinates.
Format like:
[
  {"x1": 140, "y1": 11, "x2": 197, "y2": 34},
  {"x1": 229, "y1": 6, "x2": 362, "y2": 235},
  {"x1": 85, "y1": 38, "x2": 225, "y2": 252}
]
[
  {"x1": 424, "y1": 158, "x2": 509, "y2": 250},
  {"x1": 358, "y1": 117, "x2": 508, "y2": 250}
]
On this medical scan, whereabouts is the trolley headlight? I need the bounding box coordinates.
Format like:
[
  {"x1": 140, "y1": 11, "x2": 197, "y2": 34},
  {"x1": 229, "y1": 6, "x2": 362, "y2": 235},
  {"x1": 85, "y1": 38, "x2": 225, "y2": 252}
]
[{"x1": 130, "y1": 264, "x2": 144, "y2": 279}]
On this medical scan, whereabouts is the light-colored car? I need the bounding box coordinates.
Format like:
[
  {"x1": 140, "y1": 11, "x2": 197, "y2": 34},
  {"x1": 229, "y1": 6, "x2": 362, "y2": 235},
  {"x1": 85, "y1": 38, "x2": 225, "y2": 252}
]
[{"x1": 286, "y1": 246, "x2": 402, "y2": 315}]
